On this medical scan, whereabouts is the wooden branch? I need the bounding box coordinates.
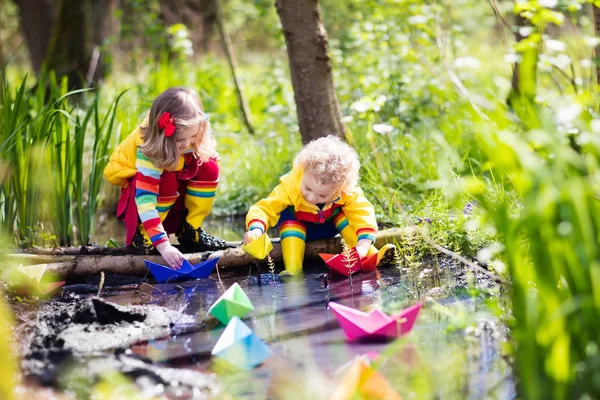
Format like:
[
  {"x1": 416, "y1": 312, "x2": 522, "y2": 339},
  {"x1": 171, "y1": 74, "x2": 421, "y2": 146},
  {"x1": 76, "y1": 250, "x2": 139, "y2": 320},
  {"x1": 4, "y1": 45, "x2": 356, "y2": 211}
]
[
  {"x1": 416, "y1": 229, "x2": 506, "y2": 284},
  {"x1": 214, "y1": 0, "x2": 255, "y2": 134},
  {"x1": 5, "y1": 229, "x2": 409, "y2": 278},
  {"x1": 17, "y1": 242, "x2": 242, "y2": 256}
]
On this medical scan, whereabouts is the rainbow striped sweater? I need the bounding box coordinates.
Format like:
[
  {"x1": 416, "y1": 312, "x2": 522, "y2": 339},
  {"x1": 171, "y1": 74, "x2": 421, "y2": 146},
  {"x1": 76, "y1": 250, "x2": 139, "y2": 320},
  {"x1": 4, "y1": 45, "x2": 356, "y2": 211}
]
[
  {"x1": 245, "y1": 166, "x2": 377, "y2": 243},
  {"x1": 135, "y1": 148, "x2": 193, "y2": 246}
]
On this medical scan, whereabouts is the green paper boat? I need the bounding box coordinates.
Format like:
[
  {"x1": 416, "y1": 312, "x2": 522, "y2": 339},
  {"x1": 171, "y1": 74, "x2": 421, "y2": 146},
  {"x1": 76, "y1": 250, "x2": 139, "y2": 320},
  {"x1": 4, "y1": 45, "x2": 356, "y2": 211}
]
[
  {"x1": 241, "y1": 232, "x2": 273, "y2": 260},
  {"x1": 208, "y1": 282, "x2": 254, "y2": 324}
]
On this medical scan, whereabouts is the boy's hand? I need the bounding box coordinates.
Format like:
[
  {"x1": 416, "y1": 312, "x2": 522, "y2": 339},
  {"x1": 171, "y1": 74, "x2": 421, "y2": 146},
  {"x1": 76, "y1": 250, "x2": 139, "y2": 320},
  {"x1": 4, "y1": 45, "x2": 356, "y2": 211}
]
[
  {"x1": 156, "y1": 242, "x2": 184, "y2": 269},
  {"x1": 355, "y1": 239, "x2": 372, "y2": 259},
  {"x1": 243, "y1": 229, "x2": 263, "y2": 245}
]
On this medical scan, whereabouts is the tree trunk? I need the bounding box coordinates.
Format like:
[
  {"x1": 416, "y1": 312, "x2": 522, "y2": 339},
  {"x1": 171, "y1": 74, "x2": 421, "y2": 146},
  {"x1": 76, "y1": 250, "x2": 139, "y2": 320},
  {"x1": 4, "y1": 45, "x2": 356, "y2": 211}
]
[
  {"x1": 11, "y1": 229, "x2": 409, "y2": 277},
  {"x1": 13, "y1": 0, "x2": 55, "y2": 74},
  {"x1": 44, "y1": 0, "x2": 91, "y2": 88},
  {"x1": 160, "y1": 0, "x2": 217, "y2": 54},
  {"x1": 593, "y1": 5, "x2": 600, "y2": 85},
  {"x1": 275, "y1": 0, "x2": 345, "y2": 144},
  {"x1": 509, "y1": 13, "x2": 527, "y2": 99},
  {"x1": 215, "y1": 0, "x2": 255, "y2": 134},
  {"x1": 16, "y1": 0, "x2": 115, "y2": 87},
  {"x1": 89, "y1": 0, "x2": 118, "y2": 82}
]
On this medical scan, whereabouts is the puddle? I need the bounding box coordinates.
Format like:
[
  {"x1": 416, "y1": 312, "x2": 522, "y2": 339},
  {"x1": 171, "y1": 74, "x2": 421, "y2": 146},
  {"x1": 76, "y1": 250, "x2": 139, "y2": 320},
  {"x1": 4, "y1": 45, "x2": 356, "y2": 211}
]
[
  {"x1": 16, "y1": 258, "x2": 514, "y2": 398},
  {"x1": 16, "y1": 215, "x2": 515, "y2": 399}
]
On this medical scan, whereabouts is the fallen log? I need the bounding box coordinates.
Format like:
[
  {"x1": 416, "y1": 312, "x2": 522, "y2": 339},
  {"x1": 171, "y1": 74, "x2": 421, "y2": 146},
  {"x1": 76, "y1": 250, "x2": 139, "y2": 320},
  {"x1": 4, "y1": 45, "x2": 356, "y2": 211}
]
[{"x1": 5, "y1": 229, "x2": 409, "y2": 278}]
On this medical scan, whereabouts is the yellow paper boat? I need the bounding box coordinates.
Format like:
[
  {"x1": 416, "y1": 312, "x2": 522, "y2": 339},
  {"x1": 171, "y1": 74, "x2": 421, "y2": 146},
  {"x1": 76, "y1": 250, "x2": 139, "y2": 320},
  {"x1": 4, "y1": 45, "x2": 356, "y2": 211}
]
[
  {"x1": 242, "y1": 232, "x2": 273, "y2": 260},
  {"x1": 18, "y1": 264, "x2": 47, "y2": 283},
  {"x1": 331, "y1": 356, "x2": 402, "y2": 400}
]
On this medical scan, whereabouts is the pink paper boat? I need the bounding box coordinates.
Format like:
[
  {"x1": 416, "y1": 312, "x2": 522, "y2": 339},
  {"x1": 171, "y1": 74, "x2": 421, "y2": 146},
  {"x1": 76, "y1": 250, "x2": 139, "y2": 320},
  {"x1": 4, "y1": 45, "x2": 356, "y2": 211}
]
[
  {"x1": 319, "y1": 248, "x2": 361, "y2": 277},
  {"x1": 328, "y1": 301, "x2": 422, "y2": 342}
]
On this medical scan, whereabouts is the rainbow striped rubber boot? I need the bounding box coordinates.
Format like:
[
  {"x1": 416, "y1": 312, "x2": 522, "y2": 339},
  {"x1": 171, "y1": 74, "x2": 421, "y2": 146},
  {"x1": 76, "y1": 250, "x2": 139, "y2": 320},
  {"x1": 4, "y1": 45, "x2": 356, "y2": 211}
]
[{"x1": 279, "y1": 220, "x2": 307, "y2": 275}]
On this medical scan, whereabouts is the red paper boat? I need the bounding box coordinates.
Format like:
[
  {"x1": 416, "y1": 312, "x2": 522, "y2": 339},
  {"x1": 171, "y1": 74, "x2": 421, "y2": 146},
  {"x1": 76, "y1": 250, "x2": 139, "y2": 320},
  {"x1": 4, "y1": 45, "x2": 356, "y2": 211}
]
[
  {"x1": 360, "y1": 253, "x2": 378, "y2": 272},
  {"x1": 328, "y1": 301, "x2": 422, "y2": 341},
  {"x1": 319, "y1": 248, "x2": 361, "y2": 277}
]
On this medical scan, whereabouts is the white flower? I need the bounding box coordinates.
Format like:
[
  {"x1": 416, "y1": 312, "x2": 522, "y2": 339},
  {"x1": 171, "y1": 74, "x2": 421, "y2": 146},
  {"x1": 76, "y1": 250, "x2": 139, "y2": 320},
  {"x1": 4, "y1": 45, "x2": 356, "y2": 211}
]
[
  {"x1": 545, "y1": 39, "x2": 566, "y2": 52},
  {"x1": 373, "y1": 123, "x2": 394, "y2": 134},
  {"x1": 477, "y1": 248, "x2": 493, "y2": 263},
  {"x1": 397, "y1": 101, "x2": 410, "y2": 113},
  {"x1": 591, "y1": 119, "x2": 600, "y2": 133},
  {"x1": 350, "y1": 99, "x2": 371, "y2": 113},
  {"x1": 519, "y1": 27, "x2": 534, "y2": 37},
  {"x1": 557, "y1": 221, "x2": 573, "y2": 236},
  {"x1": 580, "y1": 59, "x2": 594, "y2": 68},
  {"x1": 555, "y1": 103, "x2": 582, "y2": 125},
  {"x1": 539, "y1": 0, "x2": 558, "y2": 7},
  {"x1": 584, "y1": 36, "x2": 600, "y2": 48},
  {"x1": 504, "y1": 53, "x2": 521, "y2": 63},
  {"x1": 408, "y1": 15, "x2": 428, "y2": 24},
  {"x1": 490, "y1": 260, "x2": 506, "y2": 274},
  {"x1": 453, "y1": 56, "x2": 480, "y2": 70},
  {"x1": 552, "y1": 54, "x2": 572, "y2": 70}
]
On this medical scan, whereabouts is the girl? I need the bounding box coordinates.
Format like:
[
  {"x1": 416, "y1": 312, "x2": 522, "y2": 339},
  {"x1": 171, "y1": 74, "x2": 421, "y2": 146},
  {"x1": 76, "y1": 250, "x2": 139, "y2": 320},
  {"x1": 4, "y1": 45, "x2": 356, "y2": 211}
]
[
  {"x1": 243, "y1": 135, "x2": 396, "y2": 275},
  {"x1": 104, "y1": 87, "x2": 228, "y2": 269}
]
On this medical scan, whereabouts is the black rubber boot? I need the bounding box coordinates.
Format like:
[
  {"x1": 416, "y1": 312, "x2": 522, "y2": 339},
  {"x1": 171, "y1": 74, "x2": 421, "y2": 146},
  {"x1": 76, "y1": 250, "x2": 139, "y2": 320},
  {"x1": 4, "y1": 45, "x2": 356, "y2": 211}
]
[
  {"x1": 177, "y1": 220, "x2": 229, "y2": 252},
  {"x1": 130, "y1": 229, "x2": 156, "y2": 255}
]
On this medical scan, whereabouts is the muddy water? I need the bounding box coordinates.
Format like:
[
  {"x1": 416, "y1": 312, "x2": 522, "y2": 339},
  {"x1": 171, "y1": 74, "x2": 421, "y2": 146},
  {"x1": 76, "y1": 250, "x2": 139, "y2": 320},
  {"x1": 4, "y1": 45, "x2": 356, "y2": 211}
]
[
  {"x1": 21, "y1": 218, "x2": 514, "y2": 399},
  {"x1": 100, "y1": 259, "x2": 514, "y2": 399}
]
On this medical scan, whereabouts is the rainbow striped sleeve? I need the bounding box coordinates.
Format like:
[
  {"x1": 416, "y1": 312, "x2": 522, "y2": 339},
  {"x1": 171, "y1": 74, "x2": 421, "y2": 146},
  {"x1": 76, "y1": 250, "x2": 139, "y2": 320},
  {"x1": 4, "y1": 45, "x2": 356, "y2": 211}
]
[
  {"x1": 342, "y1": 186, "x2": 378, "y2": 243},
  {"x1": 135, "y1": 148, "x2": 169, "y2": 247},
  {"x1": 357, "y1": 227, "x2": 377, "y2": 242}
]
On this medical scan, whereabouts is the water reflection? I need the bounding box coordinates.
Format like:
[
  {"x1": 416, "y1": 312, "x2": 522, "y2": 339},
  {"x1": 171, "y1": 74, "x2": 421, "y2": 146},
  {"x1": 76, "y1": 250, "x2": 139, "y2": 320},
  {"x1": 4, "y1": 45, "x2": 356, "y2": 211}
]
[{"x1": 104, "y1": 260, "x2": 514, "y2": 399}]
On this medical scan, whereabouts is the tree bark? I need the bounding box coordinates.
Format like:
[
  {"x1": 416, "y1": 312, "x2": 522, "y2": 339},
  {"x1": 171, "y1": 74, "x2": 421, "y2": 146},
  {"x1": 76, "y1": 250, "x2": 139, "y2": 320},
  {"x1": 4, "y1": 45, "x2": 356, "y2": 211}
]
[
  {"x1": 44, "y1": 0, "x2": 91, "y2": 88},
  {"x1": 15, "y1": 0, "x2": 115, "y2": 87},
  {"x1": 275, "y1": 0, "x2": 345, "y2": 144},
  {"x1": 593, "y1": 5, "x2": 600, "y2": 85},
  {"x1": 13, "y1": 0, "x2": 55, "y2": 74},
  {"x1": 215, "y1": 0, "x2": 255, "y2": 134},
  {"x1": 160, "y1": 0, "x2": 217, "y2": 54},
  {"x1": 89, "y1": 0, "x2": 118, "y2": 82}
]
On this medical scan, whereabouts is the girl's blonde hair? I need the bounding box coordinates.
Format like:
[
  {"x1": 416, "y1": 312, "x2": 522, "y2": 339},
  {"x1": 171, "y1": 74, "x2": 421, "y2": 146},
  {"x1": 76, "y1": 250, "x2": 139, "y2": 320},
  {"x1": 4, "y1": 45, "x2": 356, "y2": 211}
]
[
  {"x1": 139, "y1": 87, "x2": 216, "y2": 170},
  {"x1": 293, "y1": 135, "x2": 360, "y2": 193}
]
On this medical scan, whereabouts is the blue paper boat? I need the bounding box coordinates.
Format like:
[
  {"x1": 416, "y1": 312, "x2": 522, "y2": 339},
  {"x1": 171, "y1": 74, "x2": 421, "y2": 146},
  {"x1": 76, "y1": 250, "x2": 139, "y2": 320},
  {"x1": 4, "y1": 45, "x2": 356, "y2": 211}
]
[
  {"x1": 144, "y1": 257, "x2": 219, "y2": 282},
  {"x1": 211, "y1": 316, "x2": 271, "y2": 370},
  {"x1": 144, "y1": 260, "x2": 189, "y2": 282},
  {"x1": 184, "y1": 257, "x2": 219, "y2": 279}
]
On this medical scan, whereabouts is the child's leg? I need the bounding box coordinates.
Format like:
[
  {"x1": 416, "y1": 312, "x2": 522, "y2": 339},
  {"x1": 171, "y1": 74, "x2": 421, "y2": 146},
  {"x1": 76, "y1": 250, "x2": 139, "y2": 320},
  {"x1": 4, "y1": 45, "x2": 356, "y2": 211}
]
[
  {"x1": 278, "y1": 208, "x2": 307, "y2": 275},
  {"x1": 177, "y1": 159, "x2": 228, "y2": 250}
]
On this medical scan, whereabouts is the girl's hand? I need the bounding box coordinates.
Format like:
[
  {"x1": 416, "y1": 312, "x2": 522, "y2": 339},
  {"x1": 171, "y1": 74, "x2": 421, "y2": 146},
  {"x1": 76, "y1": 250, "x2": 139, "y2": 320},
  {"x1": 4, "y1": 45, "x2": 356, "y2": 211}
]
[
  {"x1": 355, "y1": 239, "x2": 372, "y2": 259},
  {"x1": 156, "y1": 242, "x2": 184, "y2": 269},
  {"x1": 210, "y1": 152, "x2": 221, "y2": 161},
  {"x1": 243, "y1": 229, "x2": 263, "y2": 245}
]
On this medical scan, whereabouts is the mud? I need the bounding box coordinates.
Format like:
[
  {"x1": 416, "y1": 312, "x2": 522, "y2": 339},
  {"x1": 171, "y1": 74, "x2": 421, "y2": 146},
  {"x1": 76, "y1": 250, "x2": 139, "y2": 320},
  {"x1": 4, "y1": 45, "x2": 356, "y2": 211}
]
[
  {"x1": 13, "y1": 253, "x2": 513, "y2": 399},
  {"x1": 20, "y1": 295, "x2": 215, "y2": 394}
]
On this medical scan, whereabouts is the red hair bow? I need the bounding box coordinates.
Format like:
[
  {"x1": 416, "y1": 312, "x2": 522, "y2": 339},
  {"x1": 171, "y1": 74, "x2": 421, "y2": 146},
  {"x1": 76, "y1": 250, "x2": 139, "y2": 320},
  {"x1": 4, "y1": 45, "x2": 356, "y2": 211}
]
[{"x1": 158, "y1": 112, "x2": 176, "y2": 137}]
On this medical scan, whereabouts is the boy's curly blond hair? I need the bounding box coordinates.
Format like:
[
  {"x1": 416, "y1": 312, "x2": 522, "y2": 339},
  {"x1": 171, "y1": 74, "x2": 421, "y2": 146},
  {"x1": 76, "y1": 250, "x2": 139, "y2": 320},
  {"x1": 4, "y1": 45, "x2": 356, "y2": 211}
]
[{"x1": 293, "y1": 135, "x2": 360, "y2": 193}]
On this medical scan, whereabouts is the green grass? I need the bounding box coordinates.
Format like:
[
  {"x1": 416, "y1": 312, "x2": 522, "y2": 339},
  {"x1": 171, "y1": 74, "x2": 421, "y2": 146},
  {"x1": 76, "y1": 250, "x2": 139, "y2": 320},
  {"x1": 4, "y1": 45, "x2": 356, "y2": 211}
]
[
  {"x1": 3, "y1": 0, "x2": 600, "y2": 397},
  {"x1": 0, "y1": 69, "x2": 126, "y2": 246}
]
